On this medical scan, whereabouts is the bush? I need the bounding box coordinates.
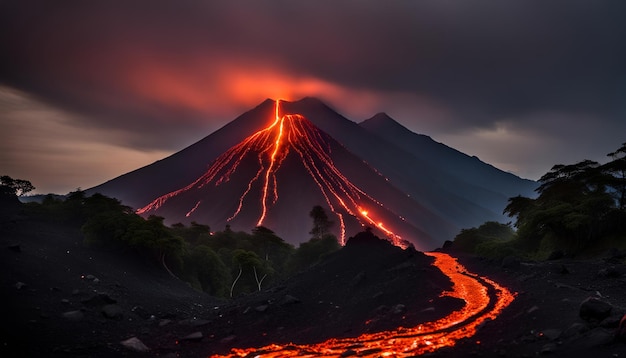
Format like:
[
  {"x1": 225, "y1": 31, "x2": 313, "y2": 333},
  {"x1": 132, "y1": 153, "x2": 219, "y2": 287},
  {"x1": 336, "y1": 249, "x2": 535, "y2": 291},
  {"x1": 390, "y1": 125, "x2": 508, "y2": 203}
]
[{"x1": 452, "y1": 221, "x2": 515, "y2": 254}]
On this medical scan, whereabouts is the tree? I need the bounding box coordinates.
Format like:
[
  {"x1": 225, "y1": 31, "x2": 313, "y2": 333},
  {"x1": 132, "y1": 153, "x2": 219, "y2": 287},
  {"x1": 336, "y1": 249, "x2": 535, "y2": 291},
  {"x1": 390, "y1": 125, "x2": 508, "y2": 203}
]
[
  {"x1": 287, "y1": 234, "x2": 340, "y2": 272},
  {"x1": 229, "y1": 249, "x2": 272, "y2": 297},
  {"x1": 309, "y1": 205, "x2": 334, "y2": 239},
  {"x1": 0, "y1": 175, "x2": 35, "y2": 196},
  {"x1": 604, "y1": 142, "x2": 626, "y2": 209},
  {"x1": 452, "y1": 221, "x2": 515, "y2": 252},
  {"x1": 250, "y1": 226, "x2": 294, "y2": 274},
  {"x1": 185, "y1": 245, "x2": 230, "y2": 296},
  {"x1": 503, "y1": 145, "x2": 626, "y2": 256}
]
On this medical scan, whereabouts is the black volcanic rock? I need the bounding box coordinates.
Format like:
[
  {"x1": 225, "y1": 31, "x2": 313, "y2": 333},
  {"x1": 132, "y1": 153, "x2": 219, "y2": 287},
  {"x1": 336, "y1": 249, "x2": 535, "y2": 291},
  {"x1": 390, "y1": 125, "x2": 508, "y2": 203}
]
[
  {"x1": 580, "y1": 297, "x2": 613, "y2": 322},
  {"x1": 345, "y1": 228, "x2": 394, "y2": 248},
  {"x1": 4, "y1": 210, "x2": 626, "y2": 357}
]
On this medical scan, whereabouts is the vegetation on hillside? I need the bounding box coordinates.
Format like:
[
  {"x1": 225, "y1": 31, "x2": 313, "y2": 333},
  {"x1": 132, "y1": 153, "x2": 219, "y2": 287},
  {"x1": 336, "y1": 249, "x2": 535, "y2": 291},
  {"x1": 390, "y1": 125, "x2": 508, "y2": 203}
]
[
  {"x1": 3, "y1": 185, "x2": 341, "y2": 298},
  {"x1": 451, "y1": 142, "x2": 626, "y2": 259}
]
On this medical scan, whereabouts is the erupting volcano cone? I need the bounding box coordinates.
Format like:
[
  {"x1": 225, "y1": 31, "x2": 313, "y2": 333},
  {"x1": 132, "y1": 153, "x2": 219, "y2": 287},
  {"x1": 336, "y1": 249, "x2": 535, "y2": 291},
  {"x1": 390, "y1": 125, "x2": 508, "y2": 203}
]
[{"x1": 137, "y1": 100, "x2": 438, "y2": 249}]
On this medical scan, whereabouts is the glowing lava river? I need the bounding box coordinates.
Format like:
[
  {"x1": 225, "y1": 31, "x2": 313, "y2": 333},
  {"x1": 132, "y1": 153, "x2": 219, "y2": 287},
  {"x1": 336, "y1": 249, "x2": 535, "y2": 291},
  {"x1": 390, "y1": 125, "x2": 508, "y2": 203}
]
[{"x1": 209, "y1": 252, "x2": 515, "y2": 357}]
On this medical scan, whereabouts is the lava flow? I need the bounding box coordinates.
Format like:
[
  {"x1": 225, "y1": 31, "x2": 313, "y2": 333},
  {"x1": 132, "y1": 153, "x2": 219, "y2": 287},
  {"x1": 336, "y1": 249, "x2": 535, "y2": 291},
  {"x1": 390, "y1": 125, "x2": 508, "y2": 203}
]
[
  {"x1": 138, "y1": 100, "x2": 403, "y2": 245},
  {"x1": 210, "y1": 252, "x2": 515, "y2": 357}
]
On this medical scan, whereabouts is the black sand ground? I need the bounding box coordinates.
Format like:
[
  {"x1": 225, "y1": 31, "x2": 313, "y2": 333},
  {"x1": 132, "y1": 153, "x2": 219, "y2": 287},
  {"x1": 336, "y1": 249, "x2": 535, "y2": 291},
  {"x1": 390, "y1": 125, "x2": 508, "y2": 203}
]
[{"x1": 2, "y1": 202, "x2": 626, "y2": 357}]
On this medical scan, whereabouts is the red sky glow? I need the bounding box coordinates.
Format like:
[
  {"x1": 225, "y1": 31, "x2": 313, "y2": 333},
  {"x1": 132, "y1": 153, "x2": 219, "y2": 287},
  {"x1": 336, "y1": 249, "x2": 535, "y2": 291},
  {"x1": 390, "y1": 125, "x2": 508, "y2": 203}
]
[{"x1": 1, "y1": 1, "x2": 625, "y2": 194}]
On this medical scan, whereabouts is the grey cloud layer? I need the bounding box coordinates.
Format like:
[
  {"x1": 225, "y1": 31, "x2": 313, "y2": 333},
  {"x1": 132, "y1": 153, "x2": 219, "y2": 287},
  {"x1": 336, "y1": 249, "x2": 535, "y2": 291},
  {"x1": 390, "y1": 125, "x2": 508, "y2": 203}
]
[{"x1": 1, "y1": 1, "x2": 624, "y2": 151}]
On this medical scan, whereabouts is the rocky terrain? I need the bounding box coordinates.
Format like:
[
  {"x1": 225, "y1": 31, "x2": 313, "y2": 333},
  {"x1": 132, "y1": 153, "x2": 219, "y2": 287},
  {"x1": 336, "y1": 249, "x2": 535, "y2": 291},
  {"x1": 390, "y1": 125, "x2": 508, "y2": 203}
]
[{"x1": 1, "y1": 198, "x2": 626, "y2": 357}]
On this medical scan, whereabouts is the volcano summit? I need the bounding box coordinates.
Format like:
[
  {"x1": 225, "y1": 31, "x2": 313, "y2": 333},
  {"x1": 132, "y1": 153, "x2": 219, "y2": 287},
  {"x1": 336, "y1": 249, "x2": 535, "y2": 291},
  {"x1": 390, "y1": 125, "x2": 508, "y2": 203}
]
[
  {"x1": 136, "y1": 100, "x2": 420, "y2": 247},
  {"x1": 89, "y1": 97, "x2": 536, "y2": 249}
]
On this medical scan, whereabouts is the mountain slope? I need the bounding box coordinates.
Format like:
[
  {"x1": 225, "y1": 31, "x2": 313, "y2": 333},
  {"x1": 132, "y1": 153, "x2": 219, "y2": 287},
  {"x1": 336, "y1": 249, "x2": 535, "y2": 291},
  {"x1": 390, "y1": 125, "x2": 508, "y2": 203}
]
[
  {"x1": 281, "y1": 98, "x2": 535, "y2": 230},
  {"x1": 87, "y1": 97, "x2": 536, "y2": 248},
  {"x1": 136, "y1": 101, "x2": 445, "y2": 250},
  {"x1": 87, "y1": 99, "x2": 278, "y2": 209},
  {"x1": 359, "y1": 113, "x2": 537, "y2": 222}
]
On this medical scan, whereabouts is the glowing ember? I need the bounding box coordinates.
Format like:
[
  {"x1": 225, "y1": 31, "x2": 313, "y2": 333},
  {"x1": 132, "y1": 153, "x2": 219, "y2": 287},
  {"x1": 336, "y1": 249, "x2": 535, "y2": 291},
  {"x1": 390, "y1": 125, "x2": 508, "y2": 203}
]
[
  {"x1": 138, "y1": 100, "x2": 403, "y2": 245},
  {"x1": 209, "y1": 252, "x2": 515, "y2": 357}
]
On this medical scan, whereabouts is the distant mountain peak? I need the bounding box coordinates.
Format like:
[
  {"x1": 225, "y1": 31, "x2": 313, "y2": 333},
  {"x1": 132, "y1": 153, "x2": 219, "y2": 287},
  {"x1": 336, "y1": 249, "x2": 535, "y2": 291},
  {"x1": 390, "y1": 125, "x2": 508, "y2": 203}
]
[
  {"x1": 361, "y1": 112, "x2": 425, "y2": 138},
  {"x1": 369, "y1": 112, "x2": 394, "y2": 121}
]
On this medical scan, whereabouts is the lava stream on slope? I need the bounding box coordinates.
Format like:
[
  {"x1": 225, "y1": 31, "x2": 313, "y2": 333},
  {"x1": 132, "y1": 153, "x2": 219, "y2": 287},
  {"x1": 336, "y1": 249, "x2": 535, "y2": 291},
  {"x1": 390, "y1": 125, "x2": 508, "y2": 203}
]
[
  {"x1": 210, "y1": 252, "x2": 515, "y2": 357},
  {"x1": 138, "y1": 100, "x2": 405, "y2": 246}
]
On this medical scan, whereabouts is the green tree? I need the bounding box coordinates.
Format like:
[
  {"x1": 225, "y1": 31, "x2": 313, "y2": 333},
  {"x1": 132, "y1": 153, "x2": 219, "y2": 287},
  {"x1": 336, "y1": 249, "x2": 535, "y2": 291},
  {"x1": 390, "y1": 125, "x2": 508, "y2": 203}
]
[
  {"x1": 604, "y1": 142, "x2": 626, "y2": 210},
  {"x1": 287, "y1": 235, "x2": 340, "y2": 272},
  {"x1": 452, "y1": 221, "x2": 515, "y2": 253},
  {"x1": 229, "y1": 249, "x2": 273, "y2": 297},
  {"x1": 0, "y1": 175, "x2": 35, "y2": 196},
  {"x1": 309, "y1": 205, "x2": 334, "y2": 239},
  {"x1": 504, "y1": 146, "x2": 626, "y2": 255},
  {"x1": 184, "y1": 245, "x2": 230, "y2": 296},
  {"x1": 172, "y1": 221, "x2": 211, "y2": 244},
  {"x1": 250, "y1": 226, "x2": 294, "y2": 274}
]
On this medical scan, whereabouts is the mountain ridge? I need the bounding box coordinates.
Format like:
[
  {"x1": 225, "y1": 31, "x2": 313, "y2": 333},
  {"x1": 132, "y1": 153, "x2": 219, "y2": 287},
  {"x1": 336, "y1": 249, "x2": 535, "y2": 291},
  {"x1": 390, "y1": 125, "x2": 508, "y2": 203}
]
[
  {"x1": 87, "y1": 97, "x2": 536, "y2": 247},
  {"x1": 135, "y1": 100, "x2": 444, "y2": 249},
  {"x1": 359, "y1": 112, "x2": 537, "y2": 223}
]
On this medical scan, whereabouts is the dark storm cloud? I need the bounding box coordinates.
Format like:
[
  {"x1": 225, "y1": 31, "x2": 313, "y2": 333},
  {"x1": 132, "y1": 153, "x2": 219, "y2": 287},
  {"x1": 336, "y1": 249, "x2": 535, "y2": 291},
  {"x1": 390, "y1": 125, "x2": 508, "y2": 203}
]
[{"x1": 1, "y1": 0, "x2": 625, "y2": 149}]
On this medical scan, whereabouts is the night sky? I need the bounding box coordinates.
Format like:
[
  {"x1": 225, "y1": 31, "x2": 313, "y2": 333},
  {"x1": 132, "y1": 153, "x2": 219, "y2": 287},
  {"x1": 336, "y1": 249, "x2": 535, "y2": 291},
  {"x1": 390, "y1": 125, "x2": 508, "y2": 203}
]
[{"x1": 1, "y1": 1, "x2": 625, "y2": 195}]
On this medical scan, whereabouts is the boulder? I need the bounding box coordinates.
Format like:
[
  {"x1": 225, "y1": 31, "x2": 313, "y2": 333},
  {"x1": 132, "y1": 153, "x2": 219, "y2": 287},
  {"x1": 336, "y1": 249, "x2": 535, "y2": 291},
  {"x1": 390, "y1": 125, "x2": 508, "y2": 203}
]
[
  {"x1": 120, "y1": 337, "x2": 149, "y2": 352},
  {"x1": 180, "y1": 331, "x2": 203, "y2": 341},
  {"x1": 102, "y1": 304, "x2": 123, "y2": 320},
  {"x1": 62, "y1": 310, "x2": 84, "y2": 322},
  {"x1": 579, "y1": 297, "x2": 612, "y2": 322},
  {"x1": 280, "y1": 294, "x2": 301, "y2": 305}
]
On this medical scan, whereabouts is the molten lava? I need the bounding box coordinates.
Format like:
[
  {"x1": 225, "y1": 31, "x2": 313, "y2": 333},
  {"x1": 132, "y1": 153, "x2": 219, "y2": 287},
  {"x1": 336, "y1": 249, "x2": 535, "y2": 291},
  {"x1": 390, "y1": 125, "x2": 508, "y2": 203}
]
[
  {"x1": 138, "y1": 100, "x2": 403, "y2": 245},
  {"x1": 210, "y1": 252, "x2": 515, "y2": 357},
  {"x1": 137, "y1": 99, "x2": 516, "y2": 356}
]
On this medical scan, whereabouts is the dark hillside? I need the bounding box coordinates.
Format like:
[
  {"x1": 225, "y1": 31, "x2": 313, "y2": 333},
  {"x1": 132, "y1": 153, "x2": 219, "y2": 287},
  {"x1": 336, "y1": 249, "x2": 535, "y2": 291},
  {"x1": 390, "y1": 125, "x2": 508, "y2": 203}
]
[
  {"x1": 0, "y1": 205, "x2": 221, "y2": 357},
  {"x1": 87, "y1": 99, "x2": 277, "y2": 209},
  {"x1": 360, "y1": 112, "x2": 537, "y2": 225},
  {"x1": 2, "y1": 197, "x2": 625, "y2": 357}
]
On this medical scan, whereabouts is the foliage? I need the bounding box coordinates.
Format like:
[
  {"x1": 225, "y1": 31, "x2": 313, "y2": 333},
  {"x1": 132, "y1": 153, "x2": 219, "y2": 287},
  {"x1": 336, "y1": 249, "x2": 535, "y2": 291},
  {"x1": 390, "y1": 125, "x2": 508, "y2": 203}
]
[
  {"x1": 20, "y1": 189, "x2": 345, "y2": 297},
  {"x1": 503, "y1": 143, "x2": 626, "y2": 256},
  {"x1": 452, "y1": 221, "x2": 515, "y2": 253},
  {"x1": 183, "y1": 245, "x2": 230, "y2": 297},
  {"x1": 287, "y1": 234, "x2": 341, "y2": 272},
  {"x1": 309, "y1": 205, "x2": 334, "y2": 239},
  {"x1": 0, "y1": 175, "x2": 35, "y2": 196}
]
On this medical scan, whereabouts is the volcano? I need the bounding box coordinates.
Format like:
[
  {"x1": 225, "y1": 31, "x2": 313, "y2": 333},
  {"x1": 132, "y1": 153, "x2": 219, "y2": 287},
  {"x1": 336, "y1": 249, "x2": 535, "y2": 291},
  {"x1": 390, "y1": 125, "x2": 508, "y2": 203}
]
[
  {"x1": 88, "y1": 97, "x2": 536, "y2": 249},
  {"x1": 135, "y1": 100, "x2": 441, "y2": 249}
]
